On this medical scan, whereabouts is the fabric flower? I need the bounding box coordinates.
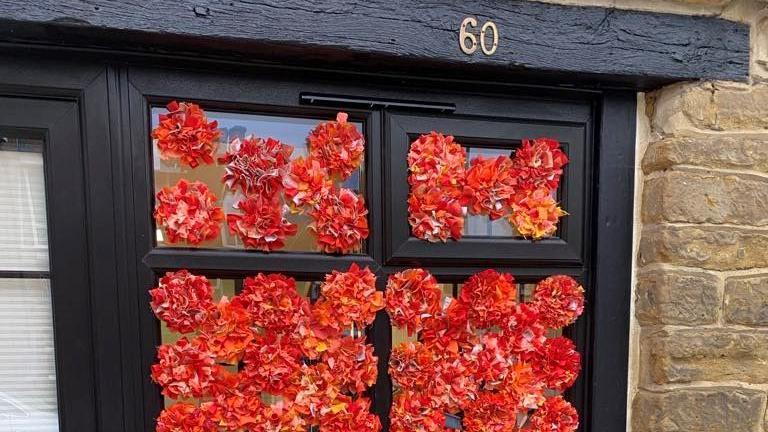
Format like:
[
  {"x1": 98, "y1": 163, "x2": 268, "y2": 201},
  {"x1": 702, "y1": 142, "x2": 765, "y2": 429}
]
[
  {"x1": 419, "y1": 314, "x2": 478, "y2": 355},
  {"x1": 156, "y1": 403, "x2": 217, "y2": 432},
  {"x1": 319, "y1": 397, "x2": 381, "y2": 432},
  {"x1": 473, "y1": 333, "x2": 514, "y2": 390},
  {"x1": 407, "y1": 188, "x2": 464, "y2": 242},
  {"x1": 502, "y1": 303, "x2": 547, "y2": 356},
  {"x1": 389, "y1": 392, "x2": 448, "y2": 432},
  {"x1": 226, "y1": 195, "x2": 297, "y2": 252},
  {"x1": 407, "y1": 132, "x2": 466, "y2": 194},
  {"x1": 239, "y1": 273, "x2": 309, "y2": 333},
  {"x1": 199, "y1": 297, "x2": 255, "y2": 365},
  {"x1": 207, "y1": 394, "x2": 264, "y2": 431},
  {"x1": 500, "y1": 362, "x2": 545, "y2": 411},
  {"x1": 531, "y1": 336, "x2": 581, "y2": 392},
  {"x1": 257, "y1": 403, "x2": 308, "y2": 432},
  {"x1": 462, "y1": 391, "x2": 518, "y2": 432},
  {"x1": 509, "y1": 187, "x2": 566, "y2": 239},
  {"x1": 532, "y1": 275, "x2": 585, "y2": 328},
  {"x1": 463, "y1": 155, "x2": 518, "y2": 220},
  {"x1": 241, "y1": 333, "x2": 303, "y2": 396},
  {"x1": 150, "y1": 270, "x2": 215, "y2": 333},
  {"x1": 513, "y1": 137, "x2": 568, "y2": 192},
  {"x1": 449, "y1": 269, "x2": 517, "y2": 329},
  {"x1": 309, "y1": 188, "x2": 369, "y2": 254},
  {"x1": 154, "y1": 179, "x2": 224, "y2": 245},
  {"x1": 151, "y1": 337, "x2": 220, "y2": 399},
  {"x1": 308, "y1": 112, "x2": 365, "y2": 179},
  {"x1": 313, "y1": 263, "x2": 383, "y2": 329},
  {"x1": 527, "y1": 396, "x2": 579, "y2": 432},
  {"x1": 322, "y1": 336, "x2": 379, "y2": 394},
  {"x1": 385, "y1": 268, "x2": 443, "y2": 335},
  {"x1": 218, "y1": 135, "x2": 293, "y2": 198},
  {"x1": 152, "y1": 101, "x2": 220, "y2": 168},
  {"x1": 282, "y1": 156, "x2": 333, "y2": 209},
  {"x1": 389, "y1": 342, "x2": 437, "y2": 392}
]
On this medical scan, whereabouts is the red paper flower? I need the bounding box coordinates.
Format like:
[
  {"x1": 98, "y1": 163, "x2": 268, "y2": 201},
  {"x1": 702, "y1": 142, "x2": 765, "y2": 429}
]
[
  {"x1": 527, "y1": 396, "x2": 579, "y2": 432},
  {"x1": 462, "y1": 391, "x2": 518, "y2": 432},
  {"x1": 309, "y1": 188, "x2": 369, "y2": 254},
  {"x1": 532, "y1": 275, "x2": 585, "y2": 328},
  {"x1": 500, "y1": 362, "x2": 545, "y2": 411},
  {"x1": 226, "y1": 195, "x2": 297, "y2": 252},
  {"x1": 282, "y1": 156, "x2": 333, "y2": 209},
  {"x1": 464, "y1": 155, "x2": 518, "y2": 220},
  {"x1": 154, "y1": 179, "x2": 224, "y2": 245},
  {"x1": 152, "y1": 101, "x2": 220, "y2": 168},
  {"x1": 385, "y1": 268, "x2": 443, "y2": 335},
  {"x1": 150, "y1": 270, "x2": 215, "y2": 333},
  {"x1": 239, "y1": 273, "x2": 308, "y2": 333},
  {"x1": 503, "y1": 303, "x2": 547, "y2": 356},
  {"x1": 390, "y1": 392, "x2": 448, "y2": 432},
  {"x1": 257, "y1": 403, "x2": 308, "y2": 432},
  {"x1": 156, "y1": 403, "x2": 217, "y2": 432},
  {"x1": 241, "y1": 333, "x2": 303, "y2": 396},
  {"x1": 218, "y1": 135, "x2": 293, "y2": 198},
  {"x1": 207, "y1": 394, "x2": 264, "y2": 431},
  {"x1": 407, "y1": 188, "x2": 464, "y2": 242},
  {"x1": 308, "y1": 112, "x2": 365, "y2": 179},
  {"x1": 313, "y1": 263, "x2": 383, "y2": 329},
  {"x1": 419, "y1": 314, "x2": 479, "y2": 355},
  {"x1": 513, "y1": 137, "x2": 568, "y2": 192},
  {"x1": 531, "y1": 336, "x2": 581, "y2": 392},
  {"x1": 319, "y1": 397, "x2": 381, "y2": 432},
  {"x1": 509, "y1": 187, "x2": 566, "y2": 239},
  {"x1": 322, "y1": 336, "x2": 379, "y2": 394},
  {"x1": 473, "y1": 333, "x2": 514, "y2": 389},
  {"x1": 151, "y1": 337, "x2": 221, "y2": 399},
  {"x1": 449, "y1": 269, "x2": 517, "y2": 329},
  {"x1": 407, "y1": 132, "x2": 466, "y2": 194},
  {"x1": 199, "y1": 297, "x2": 255, "y2": 365},
  {"x1": 389, "y1": 342, "x2": 437, "y2": 392}
]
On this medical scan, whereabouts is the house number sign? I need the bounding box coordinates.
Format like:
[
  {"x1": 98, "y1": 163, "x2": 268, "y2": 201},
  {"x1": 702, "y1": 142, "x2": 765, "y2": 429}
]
[{"x1": 459, "y1": 17, "x2": 499, "y2": 56}]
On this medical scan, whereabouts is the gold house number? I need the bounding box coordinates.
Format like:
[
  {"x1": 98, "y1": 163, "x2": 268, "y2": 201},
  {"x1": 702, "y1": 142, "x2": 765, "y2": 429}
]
[{"x1": 459, "y1": 17, "x2": 499, "y2": 56}]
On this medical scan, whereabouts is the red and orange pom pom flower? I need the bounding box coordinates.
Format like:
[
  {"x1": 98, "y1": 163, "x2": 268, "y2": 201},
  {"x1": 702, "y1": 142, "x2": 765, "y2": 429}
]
[
  {"x1": 314, "y1": 263, "x2": 383, "y2": 329},
  {"x1": 308, "y1": 112, "x2": 365, "y2": 179},
  {"x1": 226, "y1": 196, "x2": 297, "y2": 252},
  {"x1": 532, "y1": 275, "x2": 585, "y2": 329},
  {"x1": 385, "y1": 268, "x2": 443, "y2": 335},
  {"x1": 407, "y1": 187, "x2": 465, "y2": 242},
  {"x1": 282, "y1": 156, "x2": 333, "y2": 209},
  {"x1": 527, "y1": 396, "x2": 579, "y2": 432},
  {"x1": 239, "y1": 273, "x2": 308, "y2": 333},
  {"x1": 156, "y1": 403, "x2": 217, "y2": 432},
  {"x1": 150, "y1": 270, "x2": 215, "y2": 334},
  {"x1": 449, "y1": 269, "x2": 517, "y2": 329},
  {"x1": 152, "y1": 101, "x2": 221, "y2": 168},
  {"x1": 463, "y1": 155, "x2": 518, "y2": 220},
  {"x1": 154, "y1": 179, "x2": 224, "y2": 245},
  {"x1": 509, "y1": 187, "x2": 566, "y2": 239},
  {"x1": 151, "y1": 337, "x2": 221, "y2": 400},
  {"x1": 218, "y1": 136, "x2": 294, "y2": 198},
  {"x1": 309, "y1": 187, "x2": 369, "y2": 254},
  {"x1": 513, "y1": 137, "x2": 569, "y2": 192}
]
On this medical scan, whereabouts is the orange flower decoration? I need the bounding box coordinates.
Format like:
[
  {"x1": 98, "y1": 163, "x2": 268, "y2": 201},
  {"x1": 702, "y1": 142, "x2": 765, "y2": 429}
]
[
  {"x1": 282, "y1": 156, "x2": 333, "y2": 209},
  {"x1": 462, "y1": 391, "x2": 518, "y2": 432},
  {"x1": 385, "y1": 268, "x2": 443, "y2": 335},
  {"x1": 531, "y1": 336, "x2": 581, "y2": 392},
  {"x1": 314, "y1": 263, "x2": 383, "y2": 329},
  {"x1": 390, "y1": 392, "x2": 447, "y2": 432},
  {"x1": 156, "y1": 403, "x2": 217, "y2": 432},
  {"x1": 241, "y1": 333, "x2": 303, "y2": 396},
  {"x1": 154, "y1": 179, "x2": 224, "y2": 245},
  {"x1": 449, "y1": 269, "x2": 517, "y2": 329},
  {"x1": 532, "y1": 275, "x2": 585, "y2": 328},
  {"x1": 407, "y1": 188, "x2": 464, "y2": 242},
  {"x1": 308, "y1": 112, "x2": 365, "y2": 179},
  {"x1": 150, "y1": 270, "x2": 215, "y2": 334},
  {"x1": 152, "y1": 101, "x2": 220, "y2": 168},
  {"x1": 463, "y1": 155, "x2": 518, "y2": 220},
  {"x1": 407, "y1": 132, "x2": 466, "y2": 194},
  {"x1": 527, "y1": 396, "x2": 579, "y2": 432},
  {"x1": 239, "y1": 273, "x2": 309, "y2": 333},
  {"x1": 309, "y1": 188, "x2": 369, "y2": 254},
  {"x1": 513, "y1": 137, "x2": 568, "y2": 192},
  {"x1": 151, "y1": 337, "x2": 221, "y2": 399},
  {"x1": 199, "y1": 297, "x2": 255, "y2": 365},
  {"x1": 206, "y1": 394, "x2": 264, "y2": 431},
  {"x1": 226, "y1": 195, "x2": 297, "y2": 252},
  {"x1": 509, "y1": 187, "x2": 566, "y2": 239},
  {"x1": 218, "y1": 135, "x2": 293, "y2": 198},
  {"x1": 319, "y1": 397, "x2": 381, "y2": 432}
]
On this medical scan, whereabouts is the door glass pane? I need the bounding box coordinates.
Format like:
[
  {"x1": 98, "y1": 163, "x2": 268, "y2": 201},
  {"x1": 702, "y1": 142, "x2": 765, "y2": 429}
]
[
  {"x1": 151, "y1": 109, "x2": 366, "y2": 253},
  {"x1": 0, "y1": 133, "x2": 59, "y2": 431}
]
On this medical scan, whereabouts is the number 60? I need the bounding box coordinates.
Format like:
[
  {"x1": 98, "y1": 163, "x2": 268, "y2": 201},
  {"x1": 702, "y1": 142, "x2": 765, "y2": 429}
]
[{"x1": 459, "y1": 17, "x2": 499, "y2": 56}]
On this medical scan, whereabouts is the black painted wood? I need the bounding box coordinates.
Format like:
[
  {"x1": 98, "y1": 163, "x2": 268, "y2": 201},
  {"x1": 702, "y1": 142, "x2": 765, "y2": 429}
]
[{"x1": 0, "y1": 0, "x2": 749, "y2": 88}]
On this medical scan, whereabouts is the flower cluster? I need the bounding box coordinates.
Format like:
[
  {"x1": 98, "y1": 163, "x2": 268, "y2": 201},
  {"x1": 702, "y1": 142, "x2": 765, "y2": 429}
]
[
  {"x1": 154, "y1": 179, "x2": 224, "y2": 245},
  {"x1": 152, "y1": 101, "x2": 221, "y2": 168},
  {"x1": 407, "y1": 132, "x2": 467, "y2": 242},
  {"x1": 385, "y1": 268, "x2": 584, "y2": 432},
  {"x1": 152, "y1": 103, "x2": 369, "y2": 254},
  {"x1": 151, "y1": 266, "x2": 384, "y2": 432},
  {"x1": 407, "y1": 135, "x2": 569, "y2": 241}
]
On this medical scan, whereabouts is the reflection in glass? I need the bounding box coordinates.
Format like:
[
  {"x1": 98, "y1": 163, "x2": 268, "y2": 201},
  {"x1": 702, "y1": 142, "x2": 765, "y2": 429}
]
[{"x1": 151, "y1": 109, "x2": 365, "y2": 253}]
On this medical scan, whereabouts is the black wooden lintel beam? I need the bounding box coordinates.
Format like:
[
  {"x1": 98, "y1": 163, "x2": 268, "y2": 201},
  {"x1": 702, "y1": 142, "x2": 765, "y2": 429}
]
[{"x1": 0, "y1": 0, "x2": 750, "y2": 89}]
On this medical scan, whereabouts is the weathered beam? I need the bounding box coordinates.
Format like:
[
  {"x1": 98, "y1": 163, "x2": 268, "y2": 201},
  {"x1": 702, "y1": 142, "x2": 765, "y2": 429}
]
[{"x1": 0, "y1": 0, "x2": 750, "y2": 86}]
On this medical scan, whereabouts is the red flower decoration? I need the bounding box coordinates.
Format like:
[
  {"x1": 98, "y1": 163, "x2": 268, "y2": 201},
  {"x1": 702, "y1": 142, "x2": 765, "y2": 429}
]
[
  {"x1": 532, "y1": 275, "x2": 585, "y2": 328},
  {"x1": 408, "y1": 132, "x2": 466, "y2": 194},
  {"x1": 282, "y1": 156, "x2": 333, "y2": 209},
  {"x1": 226, "y1": 195, "x2": 297, "y2": 252},
  {"x1": 152, "y1": 101, "x2": 220, "y2": 168},
  {"x1": 531, "y1": 336, "x2": 581, "y2": 392},
  {"x1": 390, "y1": 392, "x2": 448, "y2": 432},
  {"x1": 319, "y1": 397, "x2": 381, "y2": 432},
  {"x1": 385, "y1": 268, "x2": 443, "y2": 335},
  {"x1": 309, "y1": 188, "x2": 369, "y2": 254},
  {"x1": 503, "y1": 303, "x2": 547, "y2": 356},
  {"x1": 150, "y1": 270, "x2": 215, "y2": 333},
  {"x1": 207, "y1": 394, "x2": 264, "y2": 431},
  {"x1": 154, "y1": 179, "x2": 224, "y2": 245},
  {"x1": 500, "y1": 362, "x2": 545, "y2": 411},
  {"x1": 239, "y1": 273, "x2": 308, "y2": 333},
  {"x1": 199, "y1": 297, "x2": 255, "y2": 365},
  {"x1": 151, "y1": 337, "x2": 221, "y2": 399},
  {"x1": 449, "y1": 269, "x2": 517, "y2": 329},
  {"x1": 527, "y1": 396, "x2": 579, "y2": 432},
  {"x1": 462, "y1": 391, "x2": 518, "y2": 432},
  {"x1": 513, "y1": 137, "x2": 568, "y2": 192},
  {"x1": 463, "y1": 155, "x2": 518, "y2": 220},
  {"x1": 156, "y1": 403, "x2": 217, "y2": 432},
  {"x1": 389, "y1": 342, "x2": 437, "y2": 392},
  {"x1": 218, "y1": 135, "x2": 293, "y2": 198},
  {"x1": 314, "y1": 263, "x2": 383, "y2": 329},
  {"x1": 308, "y1": 112, "x2": 365, "y2": 179},
  {"x1": 509, "y1": 187, "x2": 566, "y2": 239},
  {"x1": 241, "y1": 333, "x2": 303, "y2": 396},
  {"x1": 407, "y1": 188, "x2": 464, "y2": 243}
]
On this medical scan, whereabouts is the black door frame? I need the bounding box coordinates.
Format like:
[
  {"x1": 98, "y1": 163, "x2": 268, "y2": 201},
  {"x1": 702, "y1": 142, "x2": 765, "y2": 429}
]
[{"x1": 0, "y1": 51, "x2": 634, "y2": 432}]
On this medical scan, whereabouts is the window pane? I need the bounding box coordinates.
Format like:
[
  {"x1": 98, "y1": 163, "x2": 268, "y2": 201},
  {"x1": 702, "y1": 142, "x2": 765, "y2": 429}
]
[
  {"x1": 0, "y1": 134, "x2": 59, "y2": 431},
  {"x1": 151, "y1": 109, "x2": 365, "y2": 252}
]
